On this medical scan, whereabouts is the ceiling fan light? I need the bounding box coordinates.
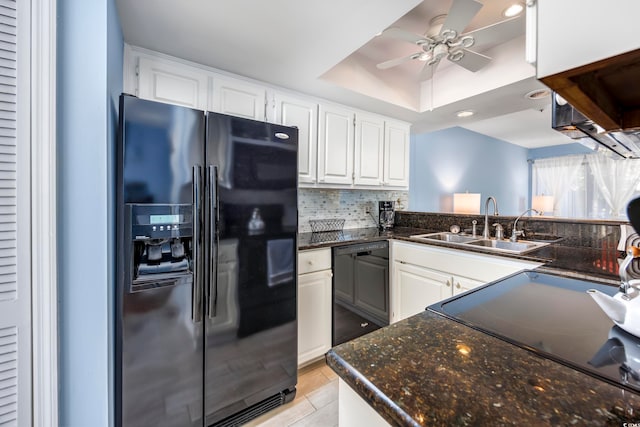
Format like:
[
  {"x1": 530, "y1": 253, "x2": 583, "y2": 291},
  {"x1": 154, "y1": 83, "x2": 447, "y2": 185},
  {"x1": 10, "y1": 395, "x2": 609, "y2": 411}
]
[
  {"x1": 503, "y1": 3, "x2": 524, "y2": 17},
  {"x1": 448, "y1": 50, "x2": 464, "y2": 62},
  {"x1": 418, "y1": 52, "x2": 432, "y2": 62},
  {"x1": 433, "y1": 43, "x2": 449, "y2": 59}
]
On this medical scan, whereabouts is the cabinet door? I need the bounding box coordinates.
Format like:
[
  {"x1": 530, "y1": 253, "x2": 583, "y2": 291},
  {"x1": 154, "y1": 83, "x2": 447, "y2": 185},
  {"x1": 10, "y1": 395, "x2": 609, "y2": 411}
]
[
  {"x1": 383, "y1": 120, "x2": 410, "y2": 188},
  {"x1": 137, "y1": 56, "x2": 208, "y2": 109},
  {"x1": 354, "y1": 113, "x2": 384, "y2": 186},
  {"x1": 210, "y1": 77, "x2": 266, "y2": 120},
  {"x1": 354, "y1": 255, "x2": 388, "y2": 324},
  {"x1": 275, "y1": 93, "x2": 318, "y2": 184},
  {"x1": 392, "y1": 262, "x2": 451, "y2": 322},
  {"x1": 317, "y1": 104, "x2": 354, "y2": 185},
  {"x1": 298, "y1": 270, "x2": 333, "y2": 366},
  {"x1": 453, "y1": 275, "x2": 484, "y2": 296}
]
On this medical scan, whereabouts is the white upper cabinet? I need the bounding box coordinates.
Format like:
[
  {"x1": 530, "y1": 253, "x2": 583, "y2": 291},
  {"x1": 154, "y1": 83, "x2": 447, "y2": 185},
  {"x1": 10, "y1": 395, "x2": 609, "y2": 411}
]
[
  {"x1": 274, "y1": 93, "x2": 318, "y2": 184},
  {"x1": 354, "y1": 113, "x2": 384, "y2": 186},
  {"x1": 209, "y1": 77, "x2": 266, "y2": 120},
  {"x1": 128, "y1": 47, "x2": 411, "y2": 189},
  {"x1": 317, "y1": 104, "x2": 355, "y2": 185},
  {"x1": 383, "y1": 120, "x2": 410, "y2": 188},
  {"x1": 137, "y1": 56, "x2": 208, "y2": 110},
  {"x1": 536, "y1": 0, "x2": 640, "y2": 78}
]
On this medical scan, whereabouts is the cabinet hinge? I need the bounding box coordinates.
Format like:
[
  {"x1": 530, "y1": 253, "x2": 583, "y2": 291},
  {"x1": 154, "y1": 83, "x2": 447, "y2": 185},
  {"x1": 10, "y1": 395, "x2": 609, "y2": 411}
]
[{"x1": 135, "y1": 65, "x2": 139, "y2": 77}]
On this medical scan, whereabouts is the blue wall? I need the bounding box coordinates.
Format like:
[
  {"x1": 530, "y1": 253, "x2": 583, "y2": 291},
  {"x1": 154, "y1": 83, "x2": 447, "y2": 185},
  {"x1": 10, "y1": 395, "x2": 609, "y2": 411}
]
[
  {"x1": 528, "y1": 142, "x2": 593, "y2": 159},
  {"x1": 58, "y1": 0, "x2": 123, "y2": 425},
  {"x1": 409, "y1": 127, "x2": 529, "y2": 215}
]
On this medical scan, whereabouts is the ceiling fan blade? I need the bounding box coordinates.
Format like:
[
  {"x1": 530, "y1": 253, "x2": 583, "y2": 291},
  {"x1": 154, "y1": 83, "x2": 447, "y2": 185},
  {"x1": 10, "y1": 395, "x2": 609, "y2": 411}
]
[
  {"x1": 441, "y1": 0, "x2": 482, "y2": 35},
  {"x1": 376, "y1": 53, "x2": 420, "y2": 70},
  {"x1": 454, "y1": 49, "x2": 491, "y2": 72},
  {"x1": 381, "y1": 27, "x2": 430, "y2": 45},
  {"x1": 463, "y1": 15, "x2": 524, "y2": 49}
]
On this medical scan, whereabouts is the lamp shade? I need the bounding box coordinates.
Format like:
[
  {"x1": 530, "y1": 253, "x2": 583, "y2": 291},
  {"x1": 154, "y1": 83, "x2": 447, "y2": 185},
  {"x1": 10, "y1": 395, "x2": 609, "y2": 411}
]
[
  {"x1": 453, "y1": 193, "x2": 480, "y2": 214},
  {"x1": 532, "y1": 195, "x2": 554, "y2": 215}
]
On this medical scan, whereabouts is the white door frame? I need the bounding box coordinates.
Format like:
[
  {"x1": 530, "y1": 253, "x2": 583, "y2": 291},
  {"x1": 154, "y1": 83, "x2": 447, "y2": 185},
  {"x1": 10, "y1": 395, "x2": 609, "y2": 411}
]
[{"x1": 30, "y1": 0, "x2": 58, "y2": 425}]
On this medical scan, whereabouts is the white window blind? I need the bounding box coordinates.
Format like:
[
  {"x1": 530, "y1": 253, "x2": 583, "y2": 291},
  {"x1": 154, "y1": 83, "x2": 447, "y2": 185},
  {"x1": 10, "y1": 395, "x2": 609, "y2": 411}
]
[
  {"x1": 0, "y1": 1, "x2": 18, "y2": 425},
  {"x1": 0, "y1": 0, "x2": 16, "y2": 304}
]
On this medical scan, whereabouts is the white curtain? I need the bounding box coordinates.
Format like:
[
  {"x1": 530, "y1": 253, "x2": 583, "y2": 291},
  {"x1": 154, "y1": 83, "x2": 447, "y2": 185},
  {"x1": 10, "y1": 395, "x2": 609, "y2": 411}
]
[
  {"x1": 532, "y1": 155, "x2": 585, "y2": 215},
  {"x1": 586, "y1": 153, "x2": 640, "y2": 218}
]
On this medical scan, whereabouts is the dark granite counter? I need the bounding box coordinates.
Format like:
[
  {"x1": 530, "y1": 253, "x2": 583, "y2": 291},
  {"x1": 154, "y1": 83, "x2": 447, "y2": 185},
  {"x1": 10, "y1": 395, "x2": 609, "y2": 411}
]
[
  {"x1": 327, "y1": 311, "x2": 640, "y2": 426},
  {"x1": 298, "y1": 226, "x2": 431, "y2": 250},
  {"x1": 316, "y1": 216, "x2": 636, "y2": 424},
  {"x1": 299, "y1": 226, "x2": 625, "y2": 282}
]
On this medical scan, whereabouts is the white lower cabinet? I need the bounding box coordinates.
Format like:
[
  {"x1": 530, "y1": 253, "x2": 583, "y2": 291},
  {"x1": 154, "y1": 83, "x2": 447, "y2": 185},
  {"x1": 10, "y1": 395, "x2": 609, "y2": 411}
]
[
  {"x1": 390, "y1": 240, "x2": 542, "y2": 323},
  {"x1": 393, "y1": 262, "x2": 451, "y2": 321},
  {"x1": 298, "y1": 248, "x2": 333, "y2": 366},
  {"x1": 339, "y1": 379, "x2": 389, "y2": 427}
]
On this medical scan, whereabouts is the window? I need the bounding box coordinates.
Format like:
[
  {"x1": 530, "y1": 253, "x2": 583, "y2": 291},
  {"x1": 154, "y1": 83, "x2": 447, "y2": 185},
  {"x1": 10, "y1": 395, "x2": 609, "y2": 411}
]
[{"x1": 532, "y1": 153, "x2": 640, "y2": 219}]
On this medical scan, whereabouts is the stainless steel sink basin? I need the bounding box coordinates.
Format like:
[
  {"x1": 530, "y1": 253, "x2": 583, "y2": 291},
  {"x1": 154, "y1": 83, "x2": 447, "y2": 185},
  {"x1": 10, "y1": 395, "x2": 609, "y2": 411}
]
[
  {"x1": 465, "y1": 238, "x2": 549, "y2": 254},
  {"x1": 410, "y1": 232, "x2": 479, "y2": 244},
  {"x1": 409, "y1": 232, "x2": 549, "y2": 254}
]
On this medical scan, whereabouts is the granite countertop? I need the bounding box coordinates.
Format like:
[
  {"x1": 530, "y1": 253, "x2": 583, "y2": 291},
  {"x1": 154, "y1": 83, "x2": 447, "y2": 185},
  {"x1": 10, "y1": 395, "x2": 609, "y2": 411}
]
[
  {"x1": 299, "y1": 226, "x2": 625, "y2": 282},
  {"x1": 297, "y1": 226, "x2": 429, "y2": 250},
  {"x1": 327, "y1": 310, "x2": 640, "y2": 426},
  {"x1": 315, "y1": 225, "x2": 633, "y2": 424}
]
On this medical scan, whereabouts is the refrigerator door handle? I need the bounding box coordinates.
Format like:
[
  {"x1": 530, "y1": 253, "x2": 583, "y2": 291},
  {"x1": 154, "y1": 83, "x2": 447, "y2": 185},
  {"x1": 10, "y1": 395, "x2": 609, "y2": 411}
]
[
  {"x1": 192, "y1": 165, "x2": 203, "y2": 322},
  {"x1": 207, "y1": 165, "x2": 219, "y2": 319}
]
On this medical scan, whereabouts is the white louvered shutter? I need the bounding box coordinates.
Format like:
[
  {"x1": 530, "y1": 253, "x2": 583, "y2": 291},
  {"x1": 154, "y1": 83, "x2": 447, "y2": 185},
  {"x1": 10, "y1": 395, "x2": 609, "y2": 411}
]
[{"x1": 0, "y1": 0, "x2": 30, "y2": 426}]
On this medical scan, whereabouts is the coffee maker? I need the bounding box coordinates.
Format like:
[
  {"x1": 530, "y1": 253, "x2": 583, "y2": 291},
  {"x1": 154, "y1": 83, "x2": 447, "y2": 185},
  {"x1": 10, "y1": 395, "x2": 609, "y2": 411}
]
[{"x1": 378, "y1": 201, "x2": 395, "y2": 230}]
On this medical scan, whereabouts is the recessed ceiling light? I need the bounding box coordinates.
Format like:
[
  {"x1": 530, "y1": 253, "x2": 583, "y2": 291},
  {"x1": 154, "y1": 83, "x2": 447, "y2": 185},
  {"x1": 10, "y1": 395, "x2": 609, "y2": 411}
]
[
  {"x1": 456, "y1": 110, "x2": 474, "y2": 118},
  {"x1": 525, "y1": 89, "x2": 550, "y2": 100},
  {"x1": 503, "y1": 3, "x2": 524, "y2": 17}
]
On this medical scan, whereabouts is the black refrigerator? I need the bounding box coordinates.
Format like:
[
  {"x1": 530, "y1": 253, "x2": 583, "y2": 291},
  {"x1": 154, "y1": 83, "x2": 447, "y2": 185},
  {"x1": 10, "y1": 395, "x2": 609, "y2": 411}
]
[{"x1": 115, "y1": 94, "x2": 298, "y2": 427}]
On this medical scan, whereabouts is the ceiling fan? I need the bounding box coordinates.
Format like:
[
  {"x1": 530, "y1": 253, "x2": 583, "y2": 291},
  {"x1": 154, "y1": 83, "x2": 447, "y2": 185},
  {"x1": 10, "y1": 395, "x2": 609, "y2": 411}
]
[{"x1": 376, "y1": 0, "x2": 523, "y2": 80}]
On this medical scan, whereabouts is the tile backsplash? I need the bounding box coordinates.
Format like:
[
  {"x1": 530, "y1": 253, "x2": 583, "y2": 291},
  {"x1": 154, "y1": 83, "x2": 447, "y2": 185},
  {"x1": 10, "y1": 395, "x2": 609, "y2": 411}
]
[{"x1": 298, "y1": 189, "x2": 409, "y2": 232}]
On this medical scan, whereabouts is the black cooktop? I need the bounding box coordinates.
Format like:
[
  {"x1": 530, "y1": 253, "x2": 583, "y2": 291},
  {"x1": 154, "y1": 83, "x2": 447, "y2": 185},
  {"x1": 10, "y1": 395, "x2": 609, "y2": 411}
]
[{"x1": 428, "y1": 270, "x2": 640, "y2": 393}]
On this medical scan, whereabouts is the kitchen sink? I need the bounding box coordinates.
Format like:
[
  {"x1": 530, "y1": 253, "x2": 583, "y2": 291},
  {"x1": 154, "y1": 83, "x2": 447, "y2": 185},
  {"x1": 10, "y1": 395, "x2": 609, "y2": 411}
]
[
  {"x1": 409, "y1": 232, "x2": 549, "y2": 254},
  {"x1": 410, "y1": 232, "x2": 479, "y2": 244},
  {"x1": 465, "y1": 238, "x2": 549, "y2": 254}
]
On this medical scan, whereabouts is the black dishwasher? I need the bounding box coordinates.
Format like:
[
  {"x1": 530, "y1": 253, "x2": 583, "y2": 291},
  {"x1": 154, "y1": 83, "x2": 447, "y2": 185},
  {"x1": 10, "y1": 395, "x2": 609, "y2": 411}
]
[{"x1": 332, "y1": 241, "x2": 389, "y2": 346}]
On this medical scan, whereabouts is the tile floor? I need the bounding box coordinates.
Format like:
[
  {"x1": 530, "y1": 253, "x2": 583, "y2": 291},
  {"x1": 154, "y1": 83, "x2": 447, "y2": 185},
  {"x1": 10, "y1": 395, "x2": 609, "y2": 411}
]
[{"x1": 243, "y1": 360, "x2": 339, "y2": 427}]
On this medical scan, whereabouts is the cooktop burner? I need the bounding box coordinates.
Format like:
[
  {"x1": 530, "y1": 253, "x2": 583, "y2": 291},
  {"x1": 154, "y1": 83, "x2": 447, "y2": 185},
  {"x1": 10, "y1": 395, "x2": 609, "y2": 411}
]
[{"x1": 428, "y1": 270, "x2": 640, "y2": 393}]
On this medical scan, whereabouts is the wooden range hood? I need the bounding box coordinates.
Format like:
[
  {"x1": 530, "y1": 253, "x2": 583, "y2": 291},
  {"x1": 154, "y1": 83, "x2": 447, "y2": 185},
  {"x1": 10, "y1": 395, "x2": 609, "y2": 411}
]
[{"x1": 540, "y1": 48, "x2": 640, "y2": 132}]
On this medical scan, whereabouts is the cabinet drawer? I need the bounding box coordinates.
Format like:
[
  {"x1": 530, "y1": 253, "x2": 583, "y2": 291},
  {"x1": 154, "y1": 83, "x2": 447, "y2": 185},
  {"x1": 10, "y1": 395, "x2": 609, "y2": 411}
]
[
  {"x1": 298, "y1": 248, "x2": 331, "y2": 274},
  {"x1": 391, "y1": 240, "x2": 542, "y2": 282}
]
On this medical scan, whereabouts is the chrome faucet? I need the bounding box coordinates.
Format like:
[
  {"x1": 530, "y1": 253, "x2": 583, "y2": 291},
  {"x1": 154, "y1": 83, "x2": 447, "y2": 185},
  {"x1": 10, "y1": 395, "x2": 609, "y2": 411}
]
[
  {"x1": 510, "y1": 208, "x2": 539, "y2": 242},
  {"x1": 483, "y1": 197, "x2": 499, "y2": 239}
]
